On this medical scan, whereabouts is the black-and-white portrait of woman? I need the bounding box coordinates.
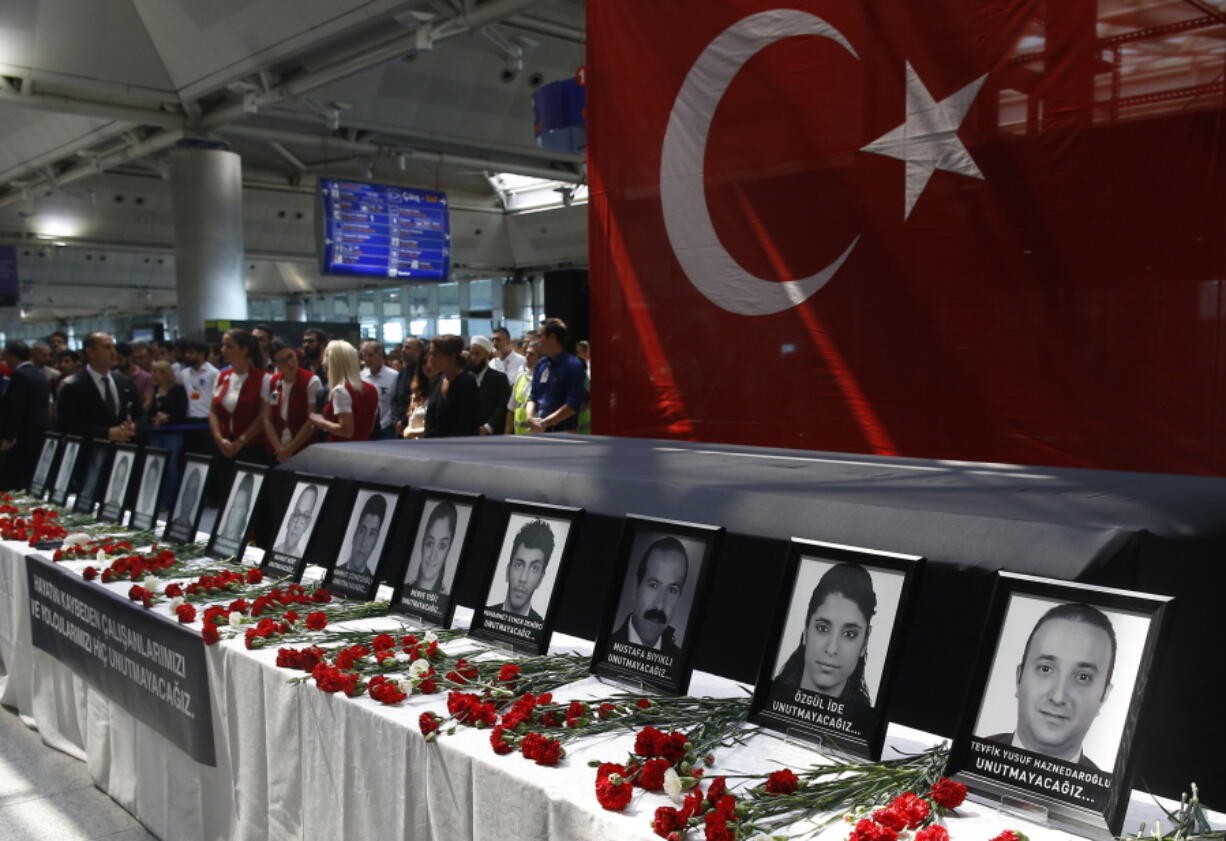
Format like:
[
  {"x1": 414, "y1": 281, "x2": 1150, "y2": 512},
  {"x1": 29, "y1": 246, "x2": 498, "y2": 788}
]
[{"x1": 403, "y1": 498, "x2": 472, "y2": 595}]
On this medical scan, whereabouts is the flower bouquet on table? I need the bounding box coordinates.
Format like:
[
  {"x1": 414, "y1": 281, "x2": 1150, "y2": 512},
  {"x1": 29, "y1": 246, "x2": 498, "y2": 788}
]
[{"x1": 0, "y1": 496, "x2": 68, "y2": 544}]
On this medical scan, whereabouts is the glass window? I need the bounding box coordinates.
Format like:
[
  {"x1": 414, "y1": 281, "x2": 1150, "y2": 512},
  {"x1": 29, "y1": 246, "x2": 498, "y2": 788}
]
[
  {"x1": 409, "y1": 318, "x2": 432, "y2": 337},
  {"x1": 358, "y1": 289, "x2": 376, "y2": 318},
  {"x1": 334, "y1": 293, "x2": 351, "y2": 319},
  {"x1": 268, "y1": 298, "x2": 287, "y2": 320},
  {"x1": 466, "y1": 318, "x2": 492, "y2": 339},
  {"x1": 382, "y1": 319, "x2": 405, "y2": 345},
  {"x1": 437, "y1": 317, "x2": 461, "y2": 335},
  {"x1": 468, "y1": 278, "x2": 493, "y2": 311},
  {"x1": 359, "y1": 319, "x2": 378, "y2": 340},
  {"x1": 383, "y1": 287, "x2": 402, "y2": 318},
  {"x1": 437, "y1": 282, "x2": 460, "y2": 316}
]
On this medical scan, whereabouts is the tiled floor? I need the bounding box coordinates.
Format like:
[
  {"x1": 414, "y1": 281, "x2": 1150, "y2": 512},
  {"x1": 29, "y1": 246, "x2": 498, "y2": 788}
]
[{"x1": 0, "y1": 704, "x2": 156, "y2": 841}]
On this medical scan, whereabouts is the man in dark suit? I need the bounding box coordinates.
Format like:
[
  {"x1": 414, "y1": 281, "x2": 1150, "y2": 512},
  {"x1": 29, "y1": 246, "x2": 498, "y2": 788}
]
[
  {"x1": 55, "y1": 332, "x2": 141, "y2": 443},
  {"x1": 0, "y1": 340, "x2": 52, "y2": 490},
  {"x1": 610, "y1": 536, "x2": 690, "y2": 660},
  {"x1": 468, "y1": 336, "x2": 510, "y2": 435},
  {"x1": 486, "y1": 518, "x2": 556, "y2": 622},
  {"x1": 391, "y1": 337, "x2": 424, "y2": 438}
]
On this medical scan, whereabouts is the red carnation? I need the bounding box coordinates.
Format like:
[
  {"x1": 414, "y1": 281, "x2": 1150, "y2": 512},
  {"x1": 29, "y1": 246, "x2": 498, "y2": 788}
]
[
  {"x1": 175, "y1": 604, "x2": 197, "y2": 624},
  {"x1": 873, "y1": 808, "x2": 909, "y2": 832},
  {"x1": 989, "y1": 831, "x2": 1028, "y2": 841},
  {"x1": 706, "y1": 776, "x2": 727, "y2": 803},
  {"x1": 637, "y1": 758, "x2": 672, "y2": 792},
  {"x1": 703, "y1": 812, "x2": 736, "y2": 841},
  {"x1": 311, "y1": 588, "x2": 331, "y2": 603},
  {"x1": 201, "y1": 623, "x2": 221, "y2": 645},
  {"x1": 305, "y1": 611, "x2": 328, "y2": 631},
  {"x1": 765, "y1": 768, "x2": 799, "y2": 796},
  {"x1": 489, "y1": 726, "x2": 515, "y2": 755},
  {"x1": 890, "y1": 792, "x2": 931, "y2": 829},
  {"x1": 596, "y1": 772, "x2": 633, "y2": 811},
  {"x1": 418, "y1": 712, "x2": 442, "y2": 738},
  {"x1": 634, "y1": 726, "x2": 664, "y2": 757},
  {"x1": 849, "y1": 819, "x2": 898, "y2": 841},
  {"x1": 653, "y1": 806, "x2": 685, "y2": 838},
  {"x1": 245, "y1": 567, "x2": 263, "y2": 584},
  {"x1": 497, "y1": 663, "x2": 521, "y2": 682},
  {"x1": 597, "y1": 702, "x2": 616, "y2": 720},
  {"x1": 930, "y1": 778, "x2": 967, "y2": 810},
  {"x1": 659, "y1": 731, "x2": 690, "y2": 763},
  {"x1": 597, "y1": 762, "x2": 626, "y2": 782},
  {"x1": 636, "y1": 697, "x2": 652, "y2": 709},
  {"x1": 82, "y1": 566, "x2": 98, "y2": 581},
  {"x1": 371, "y1": 633, "x2": 395, "y2": 651},
  {"x1": 533, "y1": 737, "x2": 562, "y2": 765},
  {"x1": 915, "y1": 826, "x2": 950, "y2": 841},
  {"x1": 164, "y1": 583, "x2": 183, "y2": 598}
]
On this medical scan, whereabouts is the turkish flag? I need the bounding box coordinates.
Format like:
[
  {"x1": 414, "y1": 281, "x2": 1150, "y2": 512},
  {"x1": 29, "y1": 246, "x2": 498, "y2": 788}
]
[{"x1": 588, "y1": 0, "x2": 1226, "y2": 474}]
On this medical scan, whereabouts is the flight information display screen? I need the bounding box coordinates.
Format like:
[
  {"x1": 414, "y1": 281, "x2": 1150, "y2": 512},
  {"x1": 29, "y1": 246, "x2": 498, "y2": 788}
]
[{"x1": 317, "y1": 178, "x2": 451, "y2": 280}]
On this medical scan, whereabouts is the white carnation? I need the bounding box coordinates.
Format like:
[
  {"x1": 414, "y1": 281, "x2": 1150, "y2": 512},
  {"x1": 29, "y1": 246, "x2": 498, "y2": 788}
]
[
  {"x1": 142, "y1": 576, "x2": 160, "y2": 593},
  {"x1": 228, "y1": 611, "x2": 243, "y2": 627},
  {"x1": 63, "y1": 533, "x2": 91, "y2": 548},
  {"x1": 169, "y1": 597, "x2": 184, "y2": 611},
  {"x1": 663, "y1": 767, "x2": 684, "y2": 804},
  {"x1": 409, "y1": 658, "x2": 431, "y2": 678}
]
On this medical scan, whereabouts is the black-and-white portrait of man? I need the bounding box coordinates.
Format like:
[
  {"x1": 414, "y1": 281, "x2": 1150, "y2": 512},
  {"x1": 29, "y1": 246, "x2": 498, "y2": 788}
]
[
  {"x1": 52, "y1": 439, "x2": 80, "y2": 499},
  {"x1": 274, "y1": 482, "x2": 325, "y2": 558},
  {"x1": 215, "y1": 470, "x2": 264, "y2": 558},
  {"x1": 32, "y1": 439, "x2": 56, "y2": 490},
  {"x1": 136, "y1": 454, "x2": 164, "y2": 518},
  {"x1": 106, "y1": 453, "x2": 131, "y2": 508},
  {"x1": 338, "y1": 491, "x2": 392, "y2": 577},
  {"x1": 974, "y1": 596, "x2": 1149, "y2": 773},
  {"x1": 172, "y1": 464, "x2": 204, "y2": 531},
  {"x1": 484, "y1": 516, "x2": 568, "y2": 622},
  {"x1": 610, "y1": 532, "x2": 704, "y2": 658}
]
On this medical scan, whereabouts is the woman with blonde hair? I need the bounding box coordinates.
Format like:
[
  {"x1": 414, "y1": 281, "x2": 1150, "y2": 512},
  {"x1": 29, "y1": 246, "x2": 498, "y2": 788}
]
[{"x1": 308, "y1": 340, "x2": 379, "y2": 441}]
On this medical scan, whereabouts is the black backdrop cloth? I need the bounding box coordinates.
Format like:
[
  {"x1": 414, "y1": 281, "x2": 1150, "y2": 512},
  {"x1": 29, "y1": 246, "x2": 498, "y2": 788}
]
[{"x1": 281, "y1": 435, "x2": 1226, "y2": 803}]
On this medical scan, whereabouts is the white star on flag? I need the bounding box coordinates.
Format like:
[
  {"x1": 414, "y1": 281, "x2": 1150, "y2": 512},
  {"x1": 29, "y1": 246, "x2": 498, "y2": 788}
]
[{"x1": 862, "y1": 62, "x2": 987, "y2": 219}]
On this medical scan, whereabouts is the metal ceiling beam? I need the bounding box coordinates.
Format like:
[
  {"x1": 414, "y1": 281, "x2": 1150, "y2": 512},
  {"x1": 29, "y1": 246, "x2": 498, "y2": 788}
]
[
  {"x1": 0, "y1": 90, "x2": 183, "y2": 127},
  {"x1": 217, "y1": 123, "x2": 582, "y2": 183}
]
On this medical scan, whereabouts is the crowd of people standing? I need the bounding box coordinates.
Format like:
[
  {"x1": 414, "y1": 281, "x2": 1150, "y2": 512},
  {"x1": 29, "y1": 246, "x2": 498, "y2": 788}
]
[{"x1": 0, "y1": 320, "x2": 591, "y2": 506}]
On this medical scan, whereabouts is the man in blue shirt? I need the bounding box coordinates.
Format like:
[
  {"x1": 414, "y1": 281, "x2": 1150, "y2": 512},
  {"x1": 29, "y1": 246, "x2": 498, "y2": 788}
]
[{"x1": 527, "y1": 320, "x2": 587, "y2": 433}]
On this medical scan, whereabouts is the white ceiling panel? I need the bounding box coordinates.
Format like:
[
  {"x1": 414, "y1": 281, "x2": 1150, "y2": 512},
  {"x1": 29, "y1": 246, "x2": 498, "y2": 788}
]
[
  {"x1": 131, "y1": 0, "x2": 413, "y2": 99},
  {"x1": 0, "y1": 0, "x2": 173, "y2": 94},
  {"x1": 0, "y1": 109, "x2": 129, "y2": 182}
]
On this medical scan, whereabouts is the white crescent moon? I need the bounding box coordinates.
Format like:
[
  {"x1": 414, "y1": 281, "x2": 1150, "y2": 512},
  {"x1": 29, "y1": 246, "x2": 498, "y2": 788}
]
[{"x1": 660, "y1": 10, "x2": 860, "y2": 316}]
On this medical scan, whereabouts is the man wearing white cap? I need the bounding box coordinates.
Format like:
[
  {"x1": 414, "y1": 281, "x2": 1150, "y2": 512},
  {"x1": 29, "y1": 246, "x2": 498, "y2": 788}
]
[{"x1": 468, "y1": 336, "x2": 511, "y2": 435}]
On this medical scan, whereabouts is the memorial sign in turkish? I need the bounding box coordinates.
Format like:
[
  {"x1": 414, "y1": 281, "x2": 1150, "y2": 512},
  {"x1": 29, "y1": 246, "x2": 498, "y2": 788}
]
[
  {"x1": 72, "y1": 439, "x2": 112, "y2": 515},
  {"x1": 946, "y1": 572, "x2": 1172, "y2": 838},
  {"x1": 26, "y1": 554, "x2": 216, "y2": 765},
  {"x1": 470, "y1": 500, "x2": 583, "y2": 655},
  {"x1": 49, "y1": 435, "x2": 83, "y2": 508},
  {"x1": 163, "y1": 455, "x2": 211, "y2": 545},
  {"x1": 264, "y1": 475, "x2": 332, "y2": 580},
  {"x1": 590, "y1": 515, "x2": 723, "y2": 695},
  {"x1": 748, "y1": 539, "x2": 923, "y2": 760},
  {"x1": 129, "y1": 448, "x2": 168, "y2": 532},
  {"x1": 390, "y1": 489, "x2": 481, "y2": 628},
  {"x1": 208, "y1": 462, "x2": 268, "y2": 562},
  {"x1": 99, "y1": 443, "x2": 139, "y2": 523},
  {"x1": 324, "y1": 482, "x2": 406, "y2": 601}
]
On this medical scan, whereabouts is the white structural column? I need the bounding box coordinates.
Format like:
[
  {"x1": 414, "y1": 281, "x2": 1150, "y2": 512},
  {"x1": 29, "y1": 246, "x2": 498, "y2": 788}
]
[{"x1": 170, "y1": 141, "x2": 247, "y2": 338}]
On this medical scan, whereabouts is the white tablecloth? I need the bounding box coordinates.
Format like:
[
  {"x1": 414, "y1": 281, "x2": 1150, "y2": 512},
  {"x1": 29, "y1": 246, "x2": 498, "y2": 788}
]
[{"x1": 0, "y1": 536, "x2": 1219, "y2": 841}]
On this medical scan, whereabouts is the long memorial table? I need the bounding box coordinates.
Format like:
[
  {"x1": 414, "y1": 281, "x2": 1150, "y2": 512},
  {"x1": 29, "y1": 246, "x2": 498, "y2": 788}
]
[{"x1": 0, "y1": 531, "x2": 1221, "y2": 841}]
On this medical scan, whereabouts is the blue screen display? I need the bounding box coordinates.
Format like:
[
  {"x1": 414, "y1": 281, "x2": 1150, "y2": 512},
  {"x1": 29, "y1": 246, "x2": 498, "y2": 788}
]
[{"x1": 318, "y1": 178, "x2": 451, "y2": 280}]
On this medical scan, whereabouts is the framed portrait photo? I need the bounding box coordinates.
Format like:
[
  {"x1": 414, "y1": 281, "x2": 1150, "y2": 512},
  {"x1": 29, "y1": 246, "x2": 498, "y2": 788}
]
[
  {"x1": 590, "y1": 515, "x2": 724, "y2": 695},
  {"x1": 469, "y1": 500, "x2": 584, "y2": 655},
  {"x1": 748, "y1": 539, "x2": 923, "y2": 760},
  {"x1": 207, "y1": 462, "x2": 269, "y2": 563},
  {"x1": 72, "y1": 440, "x2": 112, "y2": 515},
  {"x1": 323, "y1": 482, "x2": 407, "y2": 601},
  {"x1": 129, "y1": 447, "x2": 168, "y2": 532},
  {"x1": 99, "y1": 444, "x2": 139, "y2": 524},
  {"x1": 163, "y1": 455, "x2": 212, "y2": 545},
  {"x1": 390, "y1": 489, "x2": 482, "y2": 628},
  {"x1": 48, "y1": 435, "x2": 84, "y2": 508},
  {"x1": 263, "y1": 474, "x2": 333, "y2": 581},
  {"x1": 29, "y1": 433, "x2": 62, "y2": 498},
  {"x1": 946, "y1": 572, "x2": 1172, "y2": 839}
]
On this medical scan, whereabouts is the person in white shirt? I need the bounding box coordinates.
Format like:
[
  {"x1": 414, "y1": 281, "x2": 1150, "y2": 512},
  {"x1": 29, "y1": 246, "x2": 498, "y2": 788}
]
[
  {"x1": 360, "y1": 341, "x2": 400, "y2": 440},
  {"x1": 179, "y1": 341, "x2": 218, "y2": 419},
  {"x1": 490, "y1": 327, "x2": 526, "y2": 383}
]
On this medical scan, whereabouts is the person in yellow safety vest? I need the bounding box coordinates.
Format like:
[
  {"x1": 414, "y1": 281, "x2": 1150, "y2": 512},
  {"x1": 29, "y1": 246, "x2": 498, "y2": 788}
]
[{"x1": 505, "y1": 341, "x2": 542, "y2": 434}]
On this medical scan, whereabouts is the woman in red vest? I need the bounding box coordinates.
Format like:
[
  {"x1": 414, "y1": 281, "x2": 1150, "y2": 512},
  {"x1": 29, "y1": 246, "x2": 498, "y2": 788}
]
[
  {"x1": 262, "y1": 339, "x2": 323, "y2": 462},
  {"x1": 209, "y1": 329, "x2": 271, "y2": 466},
  {"x1": 308, "y1": 340, "x2": 378, "y2": 442}
]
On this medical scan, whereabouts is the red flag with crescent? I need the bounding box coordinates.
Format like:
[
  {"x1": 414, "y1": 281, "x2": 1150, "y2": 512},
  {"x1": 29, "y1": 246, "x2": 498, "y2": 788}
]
[{"x1": 587, "y1": 0, "x2": 1226, "y2": 474}]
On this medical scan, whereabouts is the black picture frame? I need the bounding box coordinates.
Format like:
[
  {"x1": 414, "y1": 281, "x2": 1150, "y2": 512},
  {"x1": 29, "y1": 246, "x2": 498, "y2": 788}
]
[
  {"x1": 946, "y1": 572, "x2": 1173, "y2": 839},
  {"x1": 48, "y1": 435, "x2": 84, "y2": 508},
  {"x1": 129, "y1": 447, "x2": 169, "y2": 532},
  {"x1": 747, "y1": 539, "x2": 924, "y2": 760},
  {"x1": 99, "y1": 444, "x2": 139, "y2": 524},
  {"x1": 590, "y1": 515, "x2": 724, "y2": 695},
  {"x1": 207, "y1": 462, "x2": 269, "y2": 563},
  {"x1": 469, "y1": 500, "x2": 584, "y2": 655},
  {"x1": 322, "y1": 481, "x2": 409, "y2": 601},
  {"x1": 262, "y1": 473, "x2": 334, "y2": 581},
  {"x1": 162, "y1": 455, "x2": 212, "y2": 545},
  {"x1": 72, "y1": 439, "x2": 113, "y2": 515},
  {"x1": 29, "y1": 433, "x2": 62, "y2": 498},
  {"x1": 389, "y1": 488, "x2": 483, "y2": 628}
]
